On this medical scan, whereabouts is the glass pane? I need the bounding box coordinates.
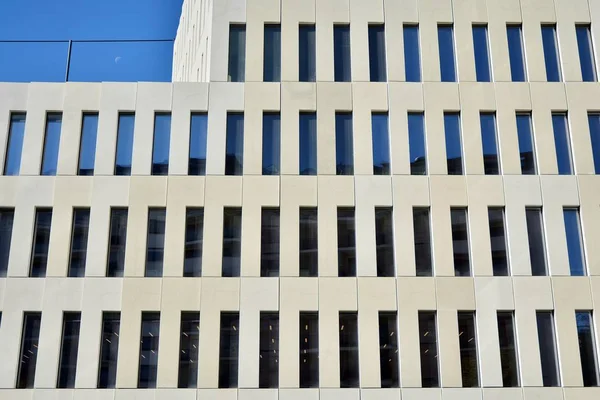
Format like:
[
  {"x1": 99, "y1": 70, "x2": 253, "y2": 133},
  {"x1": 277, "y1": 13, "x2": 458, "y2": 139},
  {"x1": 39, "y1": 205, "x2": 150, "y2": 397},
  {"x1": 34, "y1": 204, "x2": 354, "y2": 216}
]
[
  {"x1": 458, "y1": 312, "x2": 479, "y2": 387},
  {"x1": 473, "y1": 25, "x2": 492, "y2": 82},
  {"x1": 497, "y1": 312, "x2": 520, "y2": 387},
  {"x1": 577, "y1": 25, "x2": 597, "y2": 82},
  {"x1": 334, "y1": 25, "x2": 351, "y2": 82},
  {"x1": 414, "y1": 208, "x2": 433, "y2": 276},
  {"x1": 299, "y1": 207, "x2": 318, "y2": 277},
  {"x1": 68, "y1": 209, "x2": 90, "y2": 278},
  {"x1": 30, "y1": 209, "x2": 52, "y2": 277},
  {"x1": 404, "y1": 25, "x2": 421, "y2": 82},
  {"x1": 189, "y1": 113, "x2": 208, "y2": 175},
  {"x1": 299, "y1": 112, "x2": 317, "y2": 175},
  {"x1": 379, "y1": 312, "x2": 399, "y2": 388},
  {"x1": 408, "y1": 112, "x2": 426, "y2": 175},
  {"x1": 264, "y1": 24, "x2": 281, "y2": 82},
  {"x1": 259, "y1": 312, "x2": 279, "y2": 388},
  {"x1": 41, "y1": 113, "x2": 62, "y2": 176},
  {"x1": 145, "y1": 208, "x2": 166, "y2": 277},
  {"x1": 526, "y1": 208, "x2": 548, "y2": 276},
  {"x1": 372, "y1": 113, "x2": 390, "y2": 175},
  {"x1": 300, "y1": 312, "x2": 319, "y2": 388},
  {"x1": 481, "y1": 113, "x2": 500, "y2": 175},
  {"x1": 0, "y1": 42, "x2": 68, "y2": 82},
  {"x1": 222, "y1": 208, "x2": 242, "y2": 277},
  {"x1": 78, "y1": 113, "x2": 98, "y2": 176},
  {"x1": 138, "y1": 312, "x2": 160, "y2": 388},
  {"x1": 369, "y1": 24, "x2": 387, "y2": 82},
  {"x1": 219, "y1": 312, "x2": 240, "y2": 388},
  {"x1": 575, "y1": 311, "x2": 599, "y2": 387},
  {"x1": 17, "y1": 313, "x2": 42, "y2": 389},
  {"x1": 262, "y1": 112, "x2": 280, "y2": 175},
  {"x1": 57, "y1": 313, "x2": 81, "y2": 388},
  {"x1": 299, "y1": 25, "x2": 316, "y2": 82},
  {"x1": 507, "y1": 25, "x2": 527, "y2": 82},
  {"x1": 445, "y1": 113, "x2": 463, "y2": 175},
  {"x1": 542, "y1": 25, "x2": 562, "y2": 82},
  {"x1": 375, "y1": 207, "x2": 394, "y2": 277},
  {"x1": 337, "y1": 208, "x2": 356, "y2": 277},
  {"x1": 536, "y1": 311, "x2": 560, "y2": 387},
  {"x1": 152, "y1": 113, "x2": 171, "y2": 175},
  {"x1": 97, "y1": 312, "x2": 120, "y2": 389},
  {"x1": 228, "y1": 25, "x2": 246, "y2": 82},
  {"x1": 438, "y1": 25, "x2": 456, "y2": 82},
  {"x1": 339, "y1": 312, "x2": 359, "y2": 388},
  {"x1": 588, "y1": 113, "x2": 600, "y2": 174},
  {"x1": 115, "y1": 113, "x2": 135, "y2": 176},
  {"x1": 261, "y1": 208, "x2": 280, "y2": 277},
  {"x1": 488, "y1": 208, "x2": 509, "y2": 276},
  {"x1": 419, "y1": 311, "x2": 439, "y2": 388},
  {"x1": 107, "y1": 209, "x2": 128, "y2": 277},
  {"x1": 184, "y1": 208, "x2": 204, "y2": 277},
  {"x1": 336, "y1": 112, "x2": 353, "y2": 175},
  {"x1": 0, "y1": 209, "x2": 14, "y2": 277},
  {"x1": 516, "y1": 113, "x2": 536, "y2": 174},
  {"x1": 178, "y1": 312, "x2": 200, "y2": 388},
  {"x1": 552, "y1": 113, "x2": 573, "y2": 175},
  {"x1": 225, "y1": 113, "x2": 244, "y2": 176},
  {"x1": 4, "y1": 113, "x2": 26, "y2": 175},
  {"x1": 564, "y1": 208, "x2": 586, "y2": 276},
  {"x1": 451, "y1": 208, "x2": 471, "y2": 276}
]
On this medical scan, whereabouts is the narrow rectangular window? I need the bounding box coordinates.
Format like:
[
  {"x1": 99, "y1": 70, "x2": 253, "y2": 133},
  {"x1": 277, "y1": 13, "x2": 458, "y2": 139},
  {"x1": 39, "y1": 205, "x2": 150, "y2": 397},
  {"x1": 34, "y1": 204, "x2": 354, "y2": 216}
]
[
  {"x1": 262, "y1": 112, "x2": 280, "y2": 175},
  {"x1": 473, "y1": 25, "x2": 492, "y2": 82},
  {"x1": 78, "y1": 113, "x2": 98, "y2": 176},
  {"x1": 228, "y1": 25, "x2": 246, "y2": 82},
  {"x1": 372, "y1": 112, "x2": 390, "y2": 175},
  {"x1": 334, "y1": 25, "x2": 351, "y2": 82},
  {"x1": 379, "y1": 312, "x2": 399, "y2": 388},
  {"x1": 516, "y1": 113, "x2": 537, "y2": 174},
  {"x1": 97, "y1": 312, "x2": 120, "y2": 389},
  {"x1": 438, "y1": 25, "x2": 457, "y2": 82},
  {"x1": 300, "y1": 312, "x2": 319, "y2": 388},
  {"x1": 261, "y1": 208, "x2": 280, "y2": 277},
  {"x1": 145, "y1": 208, "x2": 166, "y2": 277},
  {"x1": 57, "y1": 312, "x2": 81, "y2": 388},
  {"x1": 536, "y1": 311, "x2": 560, "y2": 387},
  {"x1": 225, "y1": 112, "x2": 244, "y2": 176},
  {"x1": 552, "y1": 113, "x2": 573, "y2": 175},
  {"x1": 299, "y1": 25, "x2": 316, "y2": 82},
  {"x1": 451, "y1": 208, "x2": 471, "y2": 277},
  {"x1": 404, "y1": 25, "x2": 421, "y2": 82},
  {"x1": 259, "y1": 312, "x2": 279, "y2": 388},
  {"x1": 299, "y1": 112, "x2": 317, "y2": 175},
  {"x1": 576, "y1": 311, "x2": 599, "y2": 387},
  {"x1": 526, "y1": 208, "x2": 548, "y2": 276},
  {"x1": 138, "y1": 312, "x2": 160, "y2": 388},
  {"x1": 178, "y1": 312, "x2": 200, "y2": 388},
  {"x1": 497, "y1": 311, "x2": 520, "y2": 387},
  {"x1": 17, "y1": 312, "x2": 42, "y2": 389},
  {"x1": 588, "y1": 113, "x2": 600, "y2": 174},
  {"x1": 339, "y1": 312, "x2": 359, "y2": 388},
  {"x1": 445, "y1": 112, "x2": 463, "y2": 175},
  {"x1": 107, "y1": 208, "x2": 127, "y2": 277},
  {"x1": 338, "y1": 207, "x2": 356, "y2": 277},
  {"x1": 564, "y1": 208, "x2": 586, "y2": 276},
  {"x1": 41, "y1": 113, "x2": 62, "y2": 176},
  {"x1": 488, "y1": 208, "x2": 509, "y2": 276},
  {"x1": 68, "y1": 208, "x2": 90, "y2": 278},
  {"x1": 299, "y1": 207, "x2": 318, "y2": 277},
  {"x1": 542, "y1": 25, "x2": 562, "y2": 82},
  {"x1": 419, "y1": 311, "x2": 439, "y2": 388},
  {"x1": 336, "y1": 112, "x2": 353, "y2": 175},
  {"x1": 219, "y1": 312, "x2": 240, "y2": 388},
  {"x1": 3, "y1": 113, "x2": 26, "y2": 175},
  {"x1": 222, "y1": 207, "x2": 242, "y2": 277},
  {"x1": 375, "y1": 207, "x2": 394, "y2": 277},
  {"x1": 152, "y1": 113, "x2": 171, "y2": 175},
  {"x1": 458, "y1": 312, "x2": 479, "y2": 387},
  {"x1": 577, "y1": 25, "x2": 597, "y2": 82},
  {"x1": 115, "y1": 113, "x2": 134, "y2": 176},
  {"x1": 189, "y1": 113, "x2": 208, "y2": 175},
  {"x1": 184, "y1": 208, "x2": 204, "y2": 277},
  {"x1": 264, "y1": 24, "x2": 281, "y2": 82},
  {"x1": 30, "y1": 209, "x2": 52, "y2": 277},
  {"x1": 413, "y1": 208, "x2": 433, "y2": 276},
  {"x1": 481, "y1": 112, "x2": 500, "y2": 175},
  {"x1": 0, "y1": 208, "x2": 15, "y2": 277},
  {"x1": 369, "y1": 24, "x2": 387, "y2": 82},
  {"x1": 408, "y1": 112, "x2": 426, "y2": 175},
  {"x1": 507, "y1": 25, "x2": 527, "y2": 82}
]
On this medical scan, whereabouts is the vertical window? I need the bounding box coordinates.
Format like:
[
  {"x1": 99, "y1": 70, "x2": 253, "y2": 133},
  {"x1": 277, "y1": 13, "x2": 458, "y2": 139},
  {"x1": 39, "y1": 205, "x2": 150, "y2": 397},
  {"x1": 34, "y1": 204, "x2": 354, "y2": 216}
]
[
  {"x1": 261, "y1": 208, "x2": 280, "y2": 277},
  {"x1": 375, "y1": 207, "x2": 395, "y2": 277},
  {"x1": 497, "y1": 312, "x2": 520, "y2": 387},
  {"x1": 451, "y1": 208, "x2": 470, "y2": 276},
  {"x1": 337, "y1": 207, "x2": 356, "y2": 277},
  {"x1": 138, "y1": 312, "x2": 160, "y2": 388},
  {"x1": 184, "y1": 208, "x2": 204, "y2": 277},
  {"x1": 588, "y1": 113, "x2": 600, "y2": 174},
  {"x1": 516, "y1": 113, "x2": 537, "y2": 174},
  {"x1": 145, "y1": 208, "x2": 166, "y2": 277},
  {"x1": 299, "y1": 207, "x2": 318, "y2": 277},
  {"x1": 438, "y1": 25, "x2": 457, "y2": 82},
  {"x1": 3, "y1": 113, "x2": 26, "y2": 175},
  {"x1": 414, "y1": 208, "x2": 433, "y2": 276},
  {"x1": 299, "y1": 112, "x2": 317, "y2": 175},
  {"x1": 488, "y1": 208, "x2": 509, "y2": 276},
  {"x1": 107, "y1": 208, "x2": 127, "y2": 277},
  {"x1": 68, "y1": 208, "x2": 90, "y2": 278},
  {"x1": 189, "y1": 113, "x2": 208, "y2": 175},
  {"x1": 30, "y1": 209, "x2": 52, "y2": 278},
  {"x1": 336, "y1": 112, "x2": 353, "y2": 175},
  {"x1": 299, "y1": 25, "x2": 316, "y2": 82},
  {"x1": 228, "y1": 25, "x2": 246, "y2": 82},
  {"x1": 481, "y1": 112, "x2": 500, "y2": 175},
  {"x1": 404, "y1": 25, "x2": 421, "y2": 82},
  {"x1": 473, "y1": 25, "x2": 492, "y2": 82},
  {"x1": 225, "y1": 113, "x2": 244, "y2": 176},
  {"x1": 564, "y1": 208, "x2": 586, "y2": 276},
  {"x1": 552, "y1": 113, "x2": 573, "y2": 175},
  {"x1": 536, "y1": 311, "x2": 560, "y2": 387},
  {"x1": 219, "y1": 312, "x2": 240, "y2": 388},
  {"x1": 97, "y1": 312, "x2": 120, "y2": 389},
  {"x1": 300, "y1": 312, "x2": 319, "y2": 388},
  {"x1": 16, "y1": 312, "x2": 42, "y2": 389},
  {"x1": 372, "y1": 112, "x2": 390, "y2": 175},
  {"x1": 262, "y1": 112, "x2": 280, "y2": 175},
  {"x1": 369, "y1": 24, "x2": 387, "y2": 82},
  {"x1": 576, "y1": 311, "x2": 599, "y2": 387},
  {"x1": 0, "y1": 208, "x2": 14, "y2": 277},
  {"x1": 419, "y1": 311, "x2": 439, "y2": 388},
  {"x1": 526, "y1": 208, "x2": 548, "y2": 276},
  {"x1": 542, "y1": 25, "x2": 562, "y2": 82},
  {"x1": 114, "y1": 113, "x2": 134, "y2": 176},
  {"x1": 339, "y1": 312, "x2": 359, "y2": 388},
  {"x1": 57, "y1": 312, "x2": 81, "y2": 388},
  {"x1": 222, "y1": 208, "x2": 242, "y2": 277},
  {"x1": 41, "y1": 113, "x2": 62, "y2": 176},
  {"x1": 334, "y1": 25, "x2": 351, "y2": 82},
  {"x1": 458, "y1": 312, "x2": 479, "y2": 387},
  {"x1": 379, "y1": 312, "x2": 399, "y2": 388},
  {"x1": 264, "y1": 24, "x2": 281, "y2": 82},
  {"x1": 78, "y1": 113, "x2": 98, "y2": 176},
  {"x1": 152, "y1": 113, "x2": 171, "y2": 175},
  {"x1": 408, "y1": 112, "x2": 427, "y2": 175},
  {"x1": 445, "y1": 112, "x2": 463, "y2": 175},
  {"x1": 259, "y1": 312, "x2": 279, "y2": 388},
  {"x1": 178, "y1": 312, "x2": 200, "y2": 388},
  {"x1": 507, "y1": 25, "x2": 527, "y2": 82},
  {"x1": 577, "y1": 25, "x2": 597, "y2": 82}
]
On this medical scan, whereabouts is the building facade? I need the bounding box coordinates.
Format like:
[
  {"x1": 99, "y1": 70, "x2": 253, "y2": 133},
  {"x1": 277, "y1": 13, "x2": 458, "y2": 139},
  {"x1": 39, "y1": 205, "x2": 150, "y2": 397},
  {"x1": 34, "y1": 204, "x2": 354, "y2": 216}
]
[{"x1": 2, "y1": 0, "x2": 600, "y2": 399}]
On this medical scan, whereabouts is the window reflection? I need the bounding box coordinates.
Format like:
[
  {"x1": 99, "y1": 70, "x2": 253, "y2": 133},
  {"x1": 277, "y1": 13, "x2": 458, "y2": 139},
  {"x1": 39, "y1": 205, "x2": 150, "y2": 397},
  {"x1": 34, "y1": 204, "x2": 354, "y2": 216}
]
[
  {"x1": 299, "y1": 112, "x2": 317, "y2": 175},
  {"x1": 497, "y1": 311, "x2": 520, "y2": 387},
  {"x1": 178, "y1": 312, "x2": 200, "y2": 388},
  {"x1": 526, "y1": 208, "x2": 547, "y2": 276},
  {"x1": 41, "y1": 113, "x2": 62, "y2": 176},
  {"x1": 145, "y1": 208, "x2": 166, "y2": 277},
  {"x1": 300, "y1": 312, "x2": 319, "y2": 388},
  {"x1": 408, "y1": 112, "x2": 426, "y2": 175},
  {"x1": 488, "y1": 208, "x2": 509, "y2": 276},
  {"x1": 299, "y1": 25, "x2": 316, "y2": 82},
  {"x1": 264, "y1": 25, "x2": 281, "y2": 82},
  {"x1": 17, "y1": 312, "x2": 42, "y2": 389},
  {"x1": 68, "y1": 208, "x2": 90, "y2": 277},
  {"x1": 419, "y1": 311, "x2": 439, "y2": 388},
  {"x1": 336, "y1": 112, "x2": 354, "y2": 175},
  {"x1": 438, "y1": 25, "x2": 456, "y2": 82},
  {"x1": 57, "y1": 312, "x2": 81, "y2": 388},
  {"x1": 115, "y1": 113, "x2": 135, "y2": 176},
  {"x1": 152, "y1": 113, "x2": 171, "y2": 176},
  {"x1": 189, "y1": 113, "x2": 208, "y2": 175},
  {"x1": 451, "y1": 208, "x2": 471, "y2": 277},
  {"x1": 4, "y1": 113, "x2": 26, "y2": 176},
  {"x1": 334, "y1": 25, "x2": 351, "y2": 82},
  {"x1": 78, "y1": 113, "x2": 98, "y2": 176},
  {"x1": 458, "y1": 311, "x2": 479, "y2": 387},
  {"x1": 507, "y1": 25, "x2": 527, "y2": 82},
  {"x1": 219, "y1": 312, "x2": 240, "y2": 388},
  {"x1": 30, "y1": 209, "x2": 52, "y2": 278},
  {"x1": 473, "y1": 25, "x2": 492, "y2": 82},
  {"x1": 261, "y1": 208, "x2": 280, "y2": 277},
  {"x1": 0, "y1": 208, "x2": 15, "y2": 277},
  {"x1": 225, "y1": 113, "x2": 244, "y2": 176},
  {"x1": 375, "y1": 207, "x2": 394, "y2": 277},
  {"x1": 259, "y1": 312, "x2": 279, "y2": 388},
  {"x1": 262, "y1": 113, "x2": 281, "y2": 175},
  {"x1": 413, "y1": 208, "x2": 433, "y2": 276},
  {"x1": 379, "y1": 312, "x2": 399, "y2": 388},
  {"x1": 576, "y1": 311, "x2": 599, "y2": 387},
  {"x1": 369, "y1": 24, "x2": 387, "y2": 82},
  {"x1": 339, "y1": 312, "x2": 359, "y2": 388},
  {"x1": 337, "y1": 208, "x2": 356, "y2": 277},
  {"x1": 372, "y1": 113, "x2": 390, "y2": 175},
  {"x1": 536, "y1": 311, "x2": 560, "y2": 387},
  {"x1": 184, "y1": 208, "x2": 204, "y2": 277},
  {"x1": 97, "y1": 312, "x2": 120, "y2": 389},
  {"x1": 222, "y1": 208, "x2": 242, "y2": 277},
  {"x1": 404, "y1": 25, "x2": 421, "y2": 82},
  {"x1": 107, "y1": 208, "x2": 128, "y2": 277},
  {"x1": 138, "y1": 312, "x2": 160, "y2": 388},
  {"x1": 299, "y1": 208, "x2": 318, "y2": 277}
]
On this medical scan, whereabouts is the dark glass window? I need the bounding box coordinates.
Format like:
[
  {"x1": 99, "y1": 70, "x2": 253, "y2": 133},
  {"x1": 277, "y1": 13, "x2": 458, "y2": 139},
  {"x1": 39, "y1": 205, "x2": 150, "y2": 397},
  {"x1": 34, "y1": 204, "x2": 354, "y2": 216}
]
[
  {"x1": 588, "y1": 113, "x2": 600, "y2": 174},
  {"x1": 264, "y1": 24, "x2": 281, "y2": 82},
  {"x1": 438, "y1": 25, "x2": 457, "y2": 82},
  {"x1": 458, "y1": 312, "x2": 479, "y2": 387},
  {"x1": 414, "y1": 208, "x2": 433, "y2": 276},
  {"x1": 3, "y1": 113, "x2": 26, "y2": 176},
  {"x1": 526, "y1": 208, "x2": 548, "y2": 276},
  {"x1": 334, "y1": 25, "x2": 351, "y2": 82},
  {"x1": 576, "y1": 311, "x2": 599, "y2": 387},
  {"x1": 219, "y1": 312, "x2": 240, "y2": 388},
  {"x1": 0, "y1": 208, "x2": 15, "y2": 277},
  {"x1": 488, "y1": 208, "x2": 509, "y2": 276},
  {"x1": 16, "y1": 312, "x2": 42, "y2": 389},
  {"x1": 379, "y1": 312, "x2": 399, "y2": 388},
  {"x1": 222, "y1": 208, "x2": 242, "y2": 277},
  {"x1": 497, "y1": 312, "x2": 520, "y2": 387},
  {"x1": 419, "y1": 311, "x2": 439, "y2": 388},
  {"x1": 481, "y1": 112, "x2": 500, "y2": 175},
  {"x1": 262, "y1": 112, "x2": 280, "y2": 175},
  {"x1": 299, "y1": 25, "x2": 316, "y2": 82},
  {"x1": 41, "y1": 113, "x2": 62, "y2": 176},
  {"x1": 564, "y1": 208, "x2": 586, "y2": 276},
  {"x1": 30, "y1": 209, "x2": 52, "y2": 277},
  {"x1": 369, "y1": 24, "x2": 387, "y2": 82},
  {"x1": 225, "y1": 113, "x2": 244, "y2": 176},
  {"x1": 57, "y1": 312, "x2": 81, "y2": 388},
  {"x1": 261, "y1": 208, "x2": 280, "y2": 277},
  {"x1": 338, "y1": 208, "x2": 356, "y2": 277},
  {"x1": 178, "y1": 312, "x2": 200, "y2": 388},
  {"x1": 97, "y1": 312, "x2": 120, "y2": 389},
  {"x1": 152, "y1": 113, "x2": 171, "y2": 175},
  {"x1": 114, "y1": 113, "x2": 134, "y2": 176},
  {"x1": 138, "y1": 312, "x2": 160, "y2": 388},
  {"x1": 336, "y1": 112, "x2": 353, "y2": 175},
  {"x1": 107, "y1": 208, "x2": 127, "y2": 277},
  {"x1": 542, "y1": 25, "x2": 562, "y2": 82},
  {"x1": 451, "y1": 208, "x2": 471, "y2": 277},
  {"x1": 552, "y1": 113, "x2": 573, "y2": 175},
  {"x1": 189, "y1": 113, "x2": 208, "y2": 176},
  {"x1": 408, "y1": 112, "x2": 426, "y2": 175},
  {"x1": 445, "y1": 112, "x2": 463, "y2": 175},
  {"x1": 259, "y1": 312, "x2": 279, "y2": 388},
  {"x1": 228, "y1": 25, "x2": 246, "y2": 82},
  {"x1": 375, "y1": 207, "x2": 394, "y2": 277},
  {"x1": 339, "y1": 312, "x2": 359, "y2": 388},
  {"x1": 473, "y1": 25, "x2": 492, "y2": 82},
  {"x1": 299, "y1": 112, "x2": 317, "y2": 175},
  {"x1": 300, "y1": 312, "x2": 319, "y2": 388},
  {"x1": 145, "y1": 208, "x2": 166, "y2": 277},
  {"x1": 507, "y1": 25, "x2": 527, "y2": 82},
  {"x1": 372, "y1": 112, "x2": 390, "y2": 175},
  {"x1": 577, "y1": 25, "x2": 597, "y2": 82},
  {"x1": 404, "y1": 25, "x2": 421, "y2": 82},
  {"x1": 184, "y1": 208, "x2": 204, "y2": 277},
  {"x1": 516, "y1": 113, "x2": 536, "y2": 174},
  {"x1": 300, "y1": 207, "x2": 318, "y2": 277},
  {"x1": 78, "y1": 113, "x2": 98, "y2": 176},
  {"x1": 536, "y1": 311, "x2": 560, "y2": 387},
  {"x1": 68, "y1": 208, "x2": 90, "y2": 278}
]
